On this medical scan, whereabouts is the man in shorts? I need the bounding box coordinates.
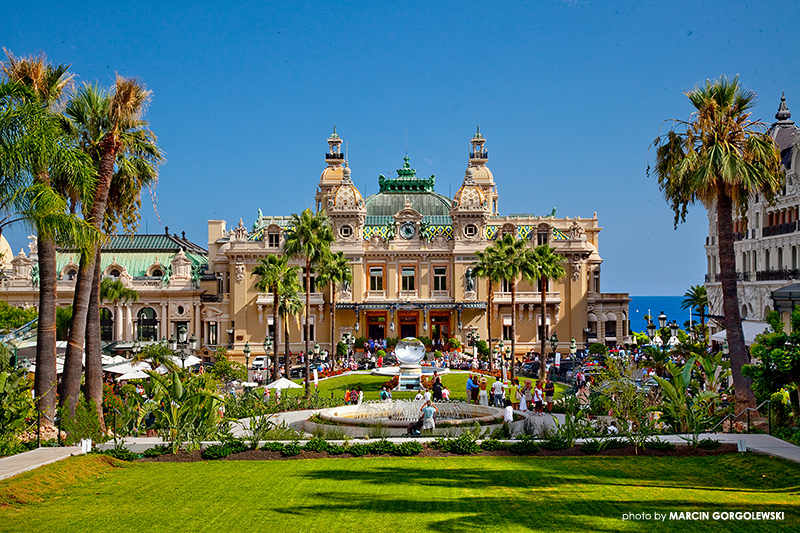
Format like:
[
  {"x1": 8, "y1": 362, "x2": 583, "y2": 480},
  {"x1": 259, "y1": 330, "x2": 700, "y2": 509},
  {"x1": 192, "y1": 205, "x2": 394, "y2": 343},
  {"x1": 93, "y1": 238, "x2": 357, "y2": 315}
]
[{"x1": 544, "y1": 377, "x2": 555, "y2": 412}]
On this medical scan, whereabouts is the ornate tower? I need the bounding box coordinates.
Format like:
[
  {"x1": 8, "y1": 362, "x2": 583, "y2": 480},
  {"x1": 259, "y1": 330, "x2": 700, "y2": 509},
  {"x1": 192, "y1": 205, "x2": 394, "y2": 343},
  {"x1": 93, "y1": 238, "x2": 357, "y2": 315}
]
[
  {"x1": 467, "y1": 127, "x2": 499, "y2": 214},
  {"x1": 315, "y1": 126, "x2": 346, "y2": 212}
]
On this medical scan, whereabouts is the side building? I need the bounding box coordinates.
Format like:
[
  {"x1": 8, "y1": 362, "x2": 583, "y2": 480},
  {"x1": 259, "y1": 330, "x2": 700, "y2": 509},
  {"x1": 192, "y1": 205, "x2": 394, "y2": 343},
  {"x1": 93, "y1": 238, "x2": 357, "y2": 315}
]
[
  {"x1": 705, "y1": 93, "x2": 800, "y2": 336},
  {"x1": 203, "y1": 129, "x2": 630, "y2": 363}
]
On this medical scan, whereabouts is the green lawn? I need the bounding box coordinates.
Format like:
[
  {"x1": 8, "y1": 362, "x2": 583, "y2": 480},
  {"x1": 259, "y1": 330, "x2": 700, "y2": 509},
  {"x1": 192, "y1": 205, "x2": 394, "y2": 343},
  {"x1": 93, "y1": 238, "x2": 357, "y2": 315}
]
[
  {"x1": 290, "y1": 371, "x2": 568, "y2": 402},
  {"x1": 0, "y1": 454, "x2": 797, "y2": 532}
]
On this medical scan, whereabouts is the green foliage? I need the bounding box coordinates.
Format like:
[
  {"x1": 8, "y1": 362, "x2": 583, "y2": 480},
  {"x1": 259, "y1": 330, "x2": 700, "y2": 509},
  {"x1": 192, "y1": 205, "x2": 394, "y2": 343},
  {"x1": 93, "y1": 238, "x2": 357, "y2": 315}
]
[
  {"x1": 281, "y1": 441, "x2": 301, "y2": 456},
  {"x1": 56, "y1": 305, "x2": 72, "y2": 341},
  {"x1": 745, "y1": 309, "x2": 800, "y2": 413},
  {"x1": 0, "y1": 301, "x2": 37, "y2": 334},
  {"x1": 260, "y1": 441, "x2": 286, "y2": 452},
  {"x1": 581, "y1": 437, "x2": 626, "y2": 454},
  {"x1": 210, "y1": 353, "x2": 247, "y2": 384},
  {"x1": 367, "y1": 439, "x2": 395, "y2": 455},
  {"x1": 142, "y1": 370, "x2": 224, "y2": 453},
  {"x1": 59, "y1": 397, "x2": 105, "y2": 445},
  {"x1": 100, "y1": 444, "x2": 139, "y2": 462},
  {"x1": 478, "y1": 439, "x2": 507, "y2": 451},
  {"x1": 385, "y1": 337, "x2": 399, "y2": 349},
  {"x1": 326, "y1": 443, "x2": 348, "y2": 455},
  {"x1": 509, "y1": 437, "x2": 540, "y2": 454},
  {"x1": 0, "y1": 366, "x2": 35, "y2": 447},
  {"x1": 588, "y1": 343, "x2": 608, "y2": 355},
  {"x1": 539, "y1": 436, "x2": 570, "y2": 450},
  {"x1": 346, "y1": 443, "x2": 370, "y2": 457},
  {"x1": 367, "y1": 423, "x2": 389, "y2": 439},
  {"x1": 376, "y1": 349, "x2": 386, "y2": 358},
  {"x1": 696, "y1": 438, "x2": 721, "y2": 450},
  {"x1": 302, "y1": 436, "x2": 330, "y2": 453},
  {"x1": 142, "y1": 445, "x2": 170, "y2": 458},
  {"x1": 448, "y1": 338, "x2": 461, "y2": 349},
  {"x1": 393, "y1": 441, "x2": 423, "y2": 456},
  {"x1": 336, "y1": 341, "x2": 348, "y2": 357},
  {"x1": 201, "y1": 443, "x2": 232, "y2": 460},
  {"x1": 476, "y1": 339, "x2": 490, "y2": 358},
  {"x1": 354, "y1": 337, "x2": 366, "y2": 350},
  {"x1": 653, "y1": 358, "x2": 719, "y2": 446},
  {"x1": 433, "y1": 350, "x2": 442, "y2": 359},
  {"x1": 646, "y1": 439, "x2": 677, "y2": 451},
  {"x1": 552, "y1": 395, "x2": 590, "y2": 447},
  {"x1": 432, "y1": 433, "x2": 481, "y2": 455}
]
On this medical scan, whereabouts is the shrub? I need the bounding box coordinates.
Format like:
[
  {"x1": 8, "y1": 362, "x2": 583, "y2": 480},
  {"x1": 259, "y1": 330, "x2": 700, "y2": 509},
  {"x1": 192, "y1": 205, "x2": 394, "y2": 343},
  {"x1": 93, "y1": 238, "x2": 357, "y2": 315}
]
[
  {"x1": 436, "y1": 433, "x2": 481, "y2": 455},
  {"x1": 226, "y1": 439, "x2": 250, "y2": 455},
  {"x1": 509, "y1": 439, "x2": 540, "y2": 455},
  {"x1": 393, "y1": 441, "x2": 423, "y2": 456},
  {"x1": 589, "y1": 343, "x2": 608, "y2": 355},
  {"x1": 367, "y1": 424, "x2": 390, "y2": 439},
  {"x1": 201, "y1": 444, "x2": 231, "y2": 460},
  {"x1": 539, "y1": 436, "x2": 570, "y2": 450},
  {"x1": 367, "y1": 439, "x2": 396, "y2": 455},
  {"x1": 697, "y1": 438, "x2": 721, "y2": 450},
  {"x1": 347, "y1": 443, "x2": 370, "y2": 457},
  {"x1": 480, "y1": 439, "x2": 509, "y2": 451},
  {"x1": 261, "y1": 441, "x2": 285, "y2": 452},
  {"x1": 59, "y1": 397, "x2": 106, "y2": 445},
  {"x1": 281, "y1": 442, "x2": 302, "y2": 456},
  {"x1": 327, "y1": 443, "x2": 348, "y2": 455},
  {"x1": 581, "y1": 438, "x2": 626, "y2": 454},
  {"x1": 101, "y1": 445, "x2": 139, "y2": 462},
  {"x1": 646, "y1": 439, "x2": 677, "y2": 451},
  {"x1": 303, "y1": 437, "x2": 330, "y2": 453},
  {"x1": 142, "y1": 445, "x2": 171, "y2": 458}
]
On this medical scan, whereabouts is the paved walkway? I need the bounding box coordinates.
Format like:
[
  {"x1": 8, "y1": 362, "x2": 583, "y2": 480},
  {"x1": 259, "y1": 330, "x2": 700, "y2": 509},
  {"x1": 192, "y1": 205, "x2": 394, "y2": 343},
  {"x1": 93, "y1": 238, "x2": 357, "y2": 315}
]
[{"x1": 0, "y1": 446, "x2": 82, "y2": 481}]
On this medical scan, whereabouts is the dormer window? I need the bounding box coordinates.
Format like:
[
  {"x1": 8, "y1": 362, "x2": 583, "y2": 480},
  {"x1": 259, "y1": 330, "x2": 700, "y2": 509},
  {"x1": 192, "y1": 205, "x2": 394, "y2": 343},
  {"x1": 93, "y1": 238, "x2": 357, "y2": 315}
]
[
  {"x1": 67, "y1": 269, "x2": 77, "y2": 280},
  {"x1": 152, "y1": 269, "x2": 163, "y2": 278},
  {"x1": 110, "y1": 269, "x2": 121, "y2": 278},
  {"x1": 268, "y1": 232, "x2": 280, "y2": 247}
]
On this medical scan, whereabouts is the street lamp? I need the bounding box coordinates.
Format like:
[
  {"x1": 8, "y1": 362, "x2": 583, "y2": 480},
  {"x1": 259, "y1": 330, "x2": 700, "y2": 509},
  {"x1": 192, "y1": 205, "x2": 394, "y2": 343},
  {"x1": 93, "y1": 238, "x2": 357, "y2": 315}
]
[
  {"x1": 658, "y1": 311, "x2": 667, "y2": 329},
  {"x1": 131, "y1": 340, "x2": 142, "y2": 359},
  {"x1": 569, "y1": 337, "x2": 577, "y2": 356},
  {"x1": 646, "y1": 319, "x2": 656, "y2": 342},
  {"x1": 583, "y1": 326, "x2": 591, "y2": 351},
  {"x1": 669, "y1": 321, "x2": 679, "y2": 340},
  {"x1": 226, "y1": 327, "x2": 234, "y2": 349},
  {"x1": 169, "y1": 325, "x2": 198, "y2": 368},
  {"x1": 549, "y1": 332, "x2": 559, "y2": 356},
  {"x1": 243, "y1": 341, "x2": 251, "y2": 380}
]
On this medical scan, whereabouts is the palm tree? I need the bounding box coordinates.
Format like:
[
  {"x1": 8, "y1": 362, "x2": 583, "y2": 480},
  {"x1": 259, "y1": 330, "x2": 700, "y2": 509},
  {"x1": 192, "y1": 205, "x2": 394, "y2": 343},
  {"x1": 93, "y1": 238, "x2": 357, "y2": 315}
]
[
  {"x1": 492, "y1": 233, "x2": 533, "y2": 379},
  {"x1": 681, "y1": 284, "x2": 708, "y2": 344},
  {"x1": 99, "y1": 277, "x2": 139, "y2": 306},
  {"x1": 277, "y1": 275, "x2": 303, "y2": 379},
  {"x1": 283, "y1": 208, "x2": 333, "y2": 395},
  {"x1": 315, "y1": 251, "x2": 352, "y2": 369},
  {"x1": 252, "y1": 254, "x2": 298, "y2": 381},
  {"x1": 529, "y1": 244, "x2": 566, "y2": 380},
  {"x1": 1, "y1": 51, "x2": 97, "y2": 425},
  {"x1": 61, "y1": 78, "x2": 163, "y2": 415},
  {"x1": 472, "y1": 246, "x2": 503, "y2": 369},
  {"x1": 653, "y1": 75, "x2": 783, "y2": 410}
]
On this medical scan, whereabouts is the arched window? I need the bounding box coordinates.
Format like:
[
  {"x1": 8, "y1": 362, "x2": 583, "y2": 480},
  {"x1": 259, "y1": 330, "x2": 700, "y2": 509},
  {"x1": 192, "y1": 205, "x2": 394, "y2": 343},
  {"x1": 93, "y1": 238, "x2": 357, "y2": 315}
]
[
  {"x1": 100, "y1": 308, "x2": 114, "y2": 341},
  {"x1": 152, "y1": 269, "x2": 163, "y2": 278},
  {"x1": 137, "y1": 307, "x2": 158, "y2": 341},
  {"x1": 110, "y1": 269, "x2": 121, "y2": 278},
  {"x1": 67, "y1": 269, "x2": 77, "y2": 280}
]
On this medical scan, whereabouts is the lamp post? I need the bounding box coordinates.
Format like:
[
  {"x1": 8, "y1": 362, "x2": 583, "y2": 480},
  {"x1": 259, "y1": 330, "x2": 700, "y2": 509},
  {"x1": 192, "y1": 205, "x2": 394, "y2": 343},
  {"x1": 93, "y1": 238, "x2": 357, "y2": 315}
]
[
  {"x1": 549, "y1": 332, "x2": 558, "y2": 357},
  {"x1": 243, "y1": 341, "x2": 251, "y2": 381},
  {"x1": 262, "y1": 335, "x2": 274, "y2": 382},
  {"x1": 131, "y1": 340, "x2": 142, "y2": 359},
  {"x1": 169, "y1": 325, "x2": 198, "y2": 369},
  {"x1": 583, "y1": 326, "x2": 591, "y2": 351},
  {"x1": 226, "y1": 327, "x2": 234, "y2": 349}
]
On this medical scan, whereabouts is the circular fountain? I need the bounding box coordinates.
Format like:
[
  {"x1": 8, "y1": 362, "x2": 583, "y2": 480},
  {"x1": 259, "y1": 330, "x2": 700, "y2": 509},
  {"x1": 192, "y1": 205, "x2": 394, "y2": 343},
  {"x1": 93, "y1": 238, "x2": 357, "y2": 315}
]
[{"x1": 305, "y1": 400, "x2": 506, "y2": 437}]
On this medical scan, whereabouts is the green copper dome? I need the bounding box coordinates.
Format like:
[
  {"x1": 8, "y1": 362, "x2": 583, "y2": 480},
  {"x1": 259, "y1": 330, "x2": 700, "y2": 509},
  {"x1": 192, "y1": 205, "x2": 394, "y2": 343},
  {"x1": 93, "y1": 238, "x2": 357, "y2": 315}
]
[{"x1": 364, "y1": 156, "x2": 452, "y2": 216}]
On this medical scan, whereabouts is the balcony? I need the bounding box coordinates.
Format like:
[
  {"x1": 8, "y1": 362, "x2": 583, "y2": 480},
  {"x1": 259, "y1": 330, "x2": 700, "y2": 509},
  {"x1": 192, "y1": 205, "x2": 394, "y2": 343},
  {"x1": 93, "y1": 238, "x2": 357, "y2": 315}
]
[
  {"x1": 202, "y1": 294, "x2": 223, "y2": 302},
  {"x1": 756, "y1": 269, "x2": 800, "y2": 281},
  {"x1": 762, "y1": 221, "x2": 797, "y2": 237},
  {"x1": 492, "y1": 291, "x2": 561, "y2": 304},
  {"x1": 325, "y1": 152, "x2": 345, "y2": 160},
  {"x1": 469, "y1": 150, "x2": 488, "y2": 159},
  {"x1": 431, "y1": 290, "x2": 451, "y2": 300},
  {"x1": 398, "y1": 290, "x2": 418, "y2": 300},
  {"x1": 705, "y1": 272, "x2": 751, "y2": 283},
  {"x1": 366, "y1": 290, "x2": 386, "y2": 301},
  {"x1": 256, "y1": 292, "x2": 324, "y2": 305}
]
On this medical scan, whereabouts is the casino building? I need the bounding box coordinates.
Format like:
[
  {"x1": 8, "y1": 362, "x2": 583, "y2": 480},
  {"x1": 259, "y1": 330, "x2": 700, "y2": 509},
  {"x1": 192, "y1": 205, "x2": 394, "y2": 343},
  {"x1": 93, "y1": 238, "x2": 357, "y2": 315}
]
[{"x1": 201, "y1": 128, "x2": 630, "y2": 361}]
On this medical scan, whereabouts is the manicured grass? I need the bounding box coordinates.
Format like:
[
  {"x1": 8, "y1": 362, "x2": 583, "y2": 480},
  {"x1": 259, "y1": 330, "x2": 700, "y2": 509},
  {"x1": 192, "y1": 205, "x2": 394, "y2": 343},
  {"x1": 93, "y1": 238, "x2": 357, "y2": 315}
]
[
  {"x1": 0, "y1": 454, "x2": 798, "y2": 532},
  {"x1": 290, "y1": 371, "x2": 568, "y2": 402}
]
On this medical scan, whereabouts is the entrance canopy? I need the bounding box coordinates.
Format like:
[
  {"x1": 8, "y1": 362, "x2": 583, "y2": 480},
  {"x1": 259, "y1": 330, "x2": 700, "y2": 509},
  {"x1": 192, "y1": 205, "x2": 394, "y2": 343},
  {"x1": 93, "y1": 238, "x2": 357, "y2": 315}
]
[{"x1": 710, "y1": 321, "x2": 771, "y2": 347}]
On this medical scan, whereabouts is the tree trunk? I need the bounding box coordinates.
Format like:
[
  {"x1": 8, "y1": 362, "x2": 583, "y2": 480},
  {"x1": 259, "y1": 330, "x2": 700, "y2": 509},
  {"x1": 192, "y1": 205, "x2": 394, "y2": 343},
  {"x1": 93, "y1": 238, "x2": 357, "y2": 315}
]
[
  {"x1": 283, "y1": 313, "x2": 290, "y2": 377},
  {"x1": 510, "y1": 279, "x2": 516, "y2": 380},
  {"x1": 34, "y1": 234, "x2": 58, "y2": 427},
  {"x1": 717, "y1": 190, "x2": 757, "y2": 410},
  {"x1": 539, "y1": 276, "x2": 548, "y2": 381},
  {"x1": 62, "y1": 135, "x2": 119, "y2": 415},
  {"x1": 272, "y1": 287, "x2": 279, "y2": 383},
  {"x1": 83, "y1": 247, "x2": 105, "y2": 431},
  {"x1": 330, "y1": 286, "x2": 336, "y2": 371},
  {"x1": 487, "y1": 279, "x2": 493, "y2": 371},
  {"x1": 60, "y1": 251, "x2": 91, "y2": 414},
  {"x1": 304, "y1": 259, "x2": 310, "y2": 396}
]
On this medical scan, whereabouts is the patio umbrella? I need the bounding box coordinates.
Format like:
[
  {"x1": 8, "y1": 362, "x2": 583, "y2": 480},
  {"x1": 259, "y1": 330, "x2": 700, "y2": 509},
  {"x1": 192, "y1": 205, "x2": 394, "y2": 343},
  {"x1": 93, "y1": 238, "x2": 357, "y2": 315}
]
[
  {"x1": 116, "y1": 370, "x2": 149, "y2": 381},
  {"x1": 264, "y1": 377, "x2": 302, "y2": 390}
]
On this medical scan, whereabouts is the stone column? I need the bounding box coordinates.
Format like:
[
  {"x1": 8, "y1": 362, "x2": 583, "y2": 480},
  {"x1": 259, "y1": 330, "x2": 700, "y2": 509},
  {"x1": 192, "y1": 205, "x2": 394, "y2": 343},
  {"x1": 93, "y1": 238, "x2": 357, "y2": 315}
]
[
  {"x1": 115, "y1": 304, "x2": 123, "y2": 341},
  {"x1": 124, "y1": 303, "x2": 133, "y2": 340},
  {"x1": 194, "y1": 302, "x2": 202, "y2": 342},
  {"x1": 161, "y1": 303, "x2": 169, "y2": 340}
]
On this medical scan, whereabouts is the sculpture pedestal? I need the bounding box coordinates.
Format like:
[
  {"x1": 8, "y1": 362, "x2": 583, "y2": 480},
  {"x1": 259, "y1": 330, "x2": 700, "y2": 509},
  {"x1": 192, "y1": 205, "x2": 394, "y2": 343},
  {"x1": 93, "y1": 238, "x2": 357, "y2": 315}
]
[{"x1": 396, "y1": 364, "x2": 422, "y2": 391}]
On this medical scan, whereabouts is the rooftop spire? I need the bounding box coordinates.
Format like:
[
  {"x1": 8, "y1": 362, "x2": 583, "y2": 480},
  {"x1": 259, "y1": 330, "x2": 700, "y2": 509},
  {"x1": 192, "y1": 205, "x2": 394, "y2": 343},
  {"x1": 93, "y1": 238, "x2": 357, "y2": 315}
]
[
  {"x1": 473, "y1": 125, "x2": 483, "y2": 139},
  {"x1": 776, "y1": 92, "x2": 792, "y2": 122}
]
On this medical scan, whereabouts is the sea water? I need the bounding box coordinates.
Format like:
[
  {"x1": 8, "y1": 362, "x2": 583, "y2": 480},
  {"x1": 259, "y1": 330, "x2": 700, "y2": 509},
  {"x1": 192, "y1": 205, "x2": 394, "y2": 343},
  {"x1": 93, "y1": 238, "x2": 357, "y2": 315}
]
[{"x1": 628, "y1": 295, "x2": 688, "y2": 334}]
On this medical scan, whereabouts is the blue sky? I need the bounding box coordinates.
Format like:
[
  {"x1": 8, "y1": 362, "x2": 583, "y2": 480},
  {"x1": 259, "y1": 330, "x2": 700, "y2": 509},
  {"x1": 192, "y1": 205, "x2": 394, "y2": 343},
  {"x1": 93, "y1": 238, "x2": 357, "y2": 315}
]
[{"x1": 2, "y1": 1, "x2": 799, "y2": 295}]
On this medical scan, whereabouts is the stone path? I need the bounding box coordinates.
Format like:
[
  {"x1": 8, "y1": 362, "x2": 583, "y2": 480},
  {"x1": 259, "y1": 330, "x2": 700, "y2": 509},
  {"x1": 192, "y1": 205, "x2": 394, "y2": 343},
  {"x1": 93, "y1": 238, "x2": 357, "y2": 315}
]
[{"x1": 0, "y1": 446, "x2": 82, "y2": 481}]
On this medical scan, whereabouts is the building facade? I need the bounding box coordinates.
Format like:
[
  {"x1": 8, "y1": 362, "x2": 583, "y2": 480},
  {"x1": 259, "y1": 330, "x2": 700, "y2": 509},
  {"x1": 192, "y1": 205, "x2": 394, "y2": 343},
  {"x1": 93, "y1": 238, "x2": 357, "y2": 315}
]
[
  {"x1": 203, "y1": 129, "x2": 630, "y2": 362},
  {"x1": 705, "y1": 94, "x2": 800, "y2": 328},
  {"x1": 0, "y1": 232, "x2": 209, "y2": 350}
]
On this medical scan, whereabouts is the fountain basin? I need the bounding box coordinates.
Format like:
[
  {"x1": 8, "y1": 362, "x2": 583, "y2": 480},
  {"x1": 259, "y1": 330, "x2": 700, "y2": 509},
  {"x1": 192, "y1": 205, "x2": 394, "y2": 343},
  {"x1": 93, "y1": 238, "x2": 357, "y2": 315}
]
[{"x1": 315, "y1": 401, "x2": 503, "y2": 428}]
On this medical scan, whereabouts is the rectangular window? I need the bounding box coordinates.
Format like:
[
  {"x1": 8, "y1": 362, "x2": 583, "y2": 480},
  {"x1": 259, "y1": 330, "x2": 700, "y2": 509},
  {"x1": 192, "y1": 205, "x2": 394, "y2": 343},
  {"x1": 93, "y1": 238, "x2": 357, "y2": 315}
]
[
  {"x1": 268, "y1": 233, "x2": 280, "y2": 247},
  {"x1": 793, "y1": 247, "x2": 797, "y2": 270},
  {"x1": 401, "y1": 267, "x2": 415, "y2": 291},
  {"x1": 302, "y1": 274, "x2": 317, "y2": 293},
  {"x1": 502, "y1": 316, "x2": 512, "y2": 340},
  {"x1": 605, "y1": 321, "x2": 617, "y2": 337},
  {"x1": 779, "y1": 248, "x2": 784, "y2": 270},
  {"x1": 303, "y1": 318, "x2": 315, "y2": 342},
  {"x1": 208, "y1": 322, "x2": 217, "y2": 346},
  {"x1": 433, "y1": 267, "x2": 447, "y2": 291},
  {"x1": 593, "y1": 270, "x2": 600, "y2": 293},
  {"x1": 501, "y1": 279, "x2": 512, "y2": 293},
  {"x1": 537, "y1": 230, "x2": 548, "y2": 246},
  {"x1": 369, "y1": 267, "x2": 383, "y2": 291}
]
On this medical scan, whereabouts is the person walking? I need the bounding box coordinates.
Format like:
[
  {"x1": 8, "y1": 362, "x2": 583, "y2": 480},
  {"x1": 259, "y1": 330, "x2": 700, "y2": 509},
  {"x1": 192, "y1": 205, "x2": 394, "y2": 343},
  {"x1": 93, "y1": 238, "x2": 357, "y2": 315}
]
[
  {"x1": 478, "y1": 376, "x2": 489, "y2": 406},
  {"x1": 509, "y1": 378, "x2": 520, "y2": 411},
  {"x1": 532, "y1": 381, "x2": 544, "y2": 416},
  {"x1": 491, "y1": 378, "x2": 504, "y2": 407}
]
